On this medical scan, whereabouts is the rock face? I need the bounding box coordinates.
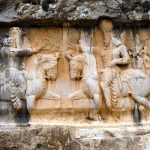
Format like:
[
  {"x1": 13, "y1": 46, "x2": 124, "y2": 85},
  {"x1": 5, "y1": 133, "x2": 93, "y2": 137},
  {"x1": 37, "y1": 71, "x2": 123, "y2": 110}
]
[
  {"x1": 0, "y1": 125, "x2": 150, "y2": 150},
  {"x1": 0, "y1": 0, "x2": 149, "y2": 149},
  {"x1": 0, "y1": 0, "x2": 149, "y2": 26}
]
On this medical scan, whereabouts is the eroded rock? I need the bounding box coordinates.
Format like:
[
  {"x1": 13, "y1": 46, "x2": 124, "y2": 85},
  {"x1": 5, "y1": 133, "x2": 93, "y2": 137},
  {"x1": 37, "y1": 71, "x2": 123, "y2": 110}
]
[{"x1": 0, "y1": 0, "x2": 149, "y2": 26}]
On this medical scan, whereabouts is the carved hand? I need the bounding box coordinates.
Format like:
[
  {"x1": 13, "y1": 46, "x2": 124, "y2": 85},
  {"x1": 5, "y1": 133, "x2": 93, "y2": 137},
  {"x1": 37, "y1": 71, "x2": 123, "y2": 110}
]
[
  {"x1": 6, "y1": 48, "x2": 17, "y2": 56},
  {"x1": 109, "y1": 59, "x2": 117, "y2": 68},
  {"x1": 26, "y1": 48, "x2": 34, "y2": 54}
]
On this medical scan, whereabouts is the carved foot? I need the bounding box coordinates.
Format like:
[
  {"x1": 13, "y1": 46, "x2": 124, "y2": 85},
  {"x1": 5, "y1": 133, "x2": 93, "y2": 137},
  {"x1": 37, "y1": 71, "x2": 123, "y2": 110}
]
[
  {"x1": 87, "y1": 110, "x2": 102, "y2": 122},
  {"x1": 26, "y1": 95, "x2": 36, "y2": 112},
  {"x1": 111, "y1": 111, "x2": 120, "y2": 122}
]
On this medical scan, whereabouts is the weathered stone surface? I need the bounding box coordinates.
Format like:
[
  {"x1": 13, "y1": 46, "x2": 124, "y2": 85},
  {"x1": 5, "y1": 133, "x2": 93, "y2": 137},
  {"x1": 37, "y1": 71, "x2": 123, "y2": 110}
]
[
  {"x1": 0, "y1": 23, "x2": 150, "y2": 125},
  {"x1": 0, "y1": 125, "x2": 150, "y2": 150},
  {"x1": 0, "y1": 0, "x2": 149, "y2": 26},
  {"x1": 0, "y1": 1, "x2": 149, "y2": 148}
]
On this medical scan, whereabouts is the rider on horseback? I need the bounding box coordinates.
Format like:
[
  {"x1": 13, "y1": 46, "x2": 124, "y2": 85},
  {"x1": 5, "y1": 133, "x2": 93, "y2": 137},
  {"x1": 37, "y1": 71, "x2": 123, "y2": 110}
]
[{"x1": 100, "y1": 36, "x2": 130, "y2": 105}]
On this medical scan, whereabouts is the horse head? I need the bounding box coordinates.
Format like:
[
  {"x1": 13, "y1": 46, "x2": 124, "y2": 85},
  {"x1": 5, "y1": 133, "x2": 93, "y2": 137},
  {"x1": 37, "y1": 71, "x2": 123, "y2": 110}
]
[
  {"x1": 37, "y1": 52, "x2": 61, "y2": 81},
  {"x1": 65, "y1": 51, "x2": 85, "y2": 80}
]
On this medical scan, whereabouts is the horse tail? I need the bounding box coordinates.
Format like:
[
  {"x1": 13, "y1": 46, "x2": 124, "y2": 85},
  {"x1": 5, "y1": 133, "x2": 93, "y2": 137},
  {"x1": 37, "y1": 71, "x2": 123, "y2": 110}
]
[
  {"x1": 132, "y1": 104, "x2": 142, "y2": 126},
  {"x1": 10, "y1": 81, "x2": 23, "y2": 111}
]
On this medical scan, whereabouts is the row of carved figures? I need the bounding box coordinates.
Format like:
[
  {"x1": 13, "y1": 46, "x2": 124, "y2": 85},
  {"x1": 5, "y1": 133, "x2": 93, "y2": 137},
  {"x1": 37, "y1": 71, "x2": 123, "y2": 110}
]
[
  {"x1": 0, "y1": 20, "x2": 149, "y2": 123},
  {"x1": 66, "y1": 20, "x2": 150, "y2": 122}
]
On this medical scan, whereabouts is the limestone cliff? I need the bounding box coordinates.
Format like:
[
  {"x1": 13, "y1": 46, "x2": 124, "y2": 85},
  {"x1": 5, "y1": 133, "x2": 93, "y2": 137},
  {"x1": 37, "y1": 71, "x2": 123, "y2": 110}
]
[{"x1": 0, "y1": 0, "x2": 149, "y2": 26}]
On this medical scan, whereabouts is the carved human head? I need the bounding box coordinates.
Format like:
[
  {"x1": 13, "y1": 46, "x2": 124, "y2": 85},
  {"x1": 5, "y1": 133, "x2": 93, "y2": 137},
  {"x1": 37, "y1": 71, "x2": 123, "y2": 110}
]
[
  {"x1": 9, "y1": 27, "x2": 22, "y2": 37},
  {"x1": 3, "y1": 37, "x2": 15, "y2": 46},
  {"x1": 4, "y1": 27, "x2": 22, "y2": 47},
  {"x1": 65, "y1": 51, "x2": 85, "y2": 80},
  {"x1": 99, "y1": 19, "x2": 113, "y2": 48},
  {"x1": 37, "y1": 52, "x2": 61, "y2": 80},
  {"x1": 99, "y1": 19, "x2": 113, "y2": 32}
]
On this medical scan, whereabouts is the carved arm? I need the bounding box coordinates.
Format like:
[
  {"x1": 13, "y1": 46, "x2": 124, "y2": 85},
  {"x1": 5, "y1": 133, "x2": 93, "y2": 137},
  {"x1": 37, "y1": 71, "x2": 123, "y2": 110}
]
[
  {"x1": 112, "y1": 57, "x2": 130, "y2": 65},
  {"x1": 15, "y1": 48, "x2": 34, "y2": 56},
  {"x1": 110, "y1": 45, "x2": 130, "y2": 67},
  {"x1": 16, "y1": 44, "x2": 43, "y2": 56}
]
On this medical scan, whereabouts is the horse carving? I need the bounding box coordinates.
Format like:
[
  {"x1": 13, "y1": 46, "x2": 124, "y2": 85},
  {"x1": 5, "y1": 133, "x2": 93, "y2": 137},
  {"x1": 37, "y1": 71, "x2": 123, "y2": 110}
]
[
  {"x1": 65, "y1": 51, "x2": 101, "y2": 121},
  {"x1": 100, "y1": 68, "x2": 150, "y2": 111},
  {"x1": 25, "y1": 52, "x2": 61, "y2": 112},
  {"x1": 98, "y1": 34, "x2": 150, "y2": 123}
]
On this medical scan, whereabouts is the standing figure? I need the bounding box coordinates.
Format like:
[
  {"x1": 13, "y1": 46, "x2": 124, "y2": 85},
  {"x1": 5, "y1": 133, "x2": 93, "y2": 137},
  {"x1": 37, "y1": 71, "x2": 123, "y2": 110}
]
[
  {"x1": 66, "y1": 30, "x2": 102, "y2": 121},
  {"x1": 0, "y1": 27, "x2": 35, "y2": 112}
]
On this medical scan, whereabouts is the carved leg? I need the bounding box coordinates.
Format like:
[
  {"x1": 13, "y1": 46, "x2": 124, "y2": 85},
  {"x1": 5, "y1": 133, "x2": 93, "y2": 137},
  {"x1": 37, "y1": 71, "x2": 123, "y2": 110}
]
[
  {"x1": 89, "y1": 93, "x2": 101, "y2": 121},
  {"x1": 100, "y1": 68, "x2": 113, "y2": 108},
  {"x1": 68, "y1": 90, "x2": 87, "y2": 108},
  {"x1": 100, "y1": 82, "x2": 111, "y2": 108},
  {"x1": 26, "y1": 95, "x2": 36, "y2": 112},
  {"x1": 43, "y1": 91, "x2": 60, "y2": 101},
  {"x1": 42, "y1": 91, "x2": 61, "y2": 108},
  {"x1": 129, "y1": 93, "x2": 150, "y2": 110}
]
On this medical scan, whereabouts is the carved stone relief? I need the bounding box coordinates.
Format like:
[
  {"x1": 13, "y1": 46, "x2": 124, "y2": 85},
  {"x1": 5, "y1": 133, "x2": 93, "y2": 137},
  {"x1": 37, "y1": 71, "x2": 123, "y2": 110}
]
[
  {"x1": 25, "y1": 52, "x2": 61, "y2": 112},
  {"x1": 65, "y1": 50, "x2": 101, "y2": 121},
  {"x1": 0, "y1": 27, "x2": 34, "y2": 112},
  {"x1": 99, "y1": 21, "x2": 150, "y2": 123},
  {"x1": 0, "y1": 20, "x2": 149, "y2": 125}
]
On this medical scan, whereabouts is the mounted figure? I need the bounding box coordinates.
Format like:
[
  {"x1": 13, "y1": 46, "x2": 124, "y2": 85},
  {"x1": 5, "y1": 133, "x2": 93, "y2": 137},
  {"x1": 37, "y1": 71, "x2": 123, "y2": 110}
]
[
  {"x1": 65, "y1": 29, "x2": 102, "y2": 121},
  {"x1": 99, "y1": 20, "x2": 150, "y2": 123}
]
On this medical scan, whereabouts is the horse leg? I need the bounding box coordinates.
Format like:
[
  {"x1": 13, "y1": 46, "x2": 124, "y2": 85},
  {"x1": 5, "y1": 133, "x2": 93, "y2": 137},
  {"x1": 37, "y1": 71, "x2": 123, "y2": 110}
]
[
  {"x1": 129, "y1": 93, "x2": 150, "y2": 109},
  {"x1": 43, "y1": 91, "x2": 60, "y2": 100},
  {"x1": 26, "y1": 95, "x2": 36, "y2": 112},
  {"x1": 68, "y1": 90, "x2": 87, "y2": 108},
  {"x1": 42, "y1": 91, "x2": 61, "y2": 108},
  {"x1": 100, "y1": 82, "x2": 111, "y2": 108},
  {"x1": 89, "y1": 93, "x2": 101, "y2": 121}
]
